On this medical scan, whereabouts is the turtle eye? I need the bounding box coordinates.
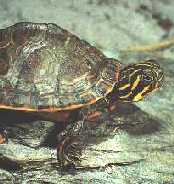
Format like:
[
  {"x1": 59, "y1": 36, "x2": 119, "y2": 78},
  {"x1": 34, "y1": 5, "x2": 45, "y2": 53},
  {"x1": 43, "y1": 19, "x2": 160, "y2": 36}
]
[
  {"x1": 143, "y1": 74, "x2": 152, "y2": 82},
  {"x1": 142, "y1": 71, "x2": 154, "y2": 82}
]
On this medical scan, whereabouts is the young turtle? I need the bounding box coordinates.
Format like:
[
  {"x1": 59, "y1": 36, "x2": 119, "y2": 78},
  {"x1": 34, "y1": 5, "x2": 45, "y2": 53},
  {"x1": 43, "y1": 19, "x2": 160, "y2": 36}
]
[{"x1": 0, "y1": 23, "x2": 163, "y2": 168}]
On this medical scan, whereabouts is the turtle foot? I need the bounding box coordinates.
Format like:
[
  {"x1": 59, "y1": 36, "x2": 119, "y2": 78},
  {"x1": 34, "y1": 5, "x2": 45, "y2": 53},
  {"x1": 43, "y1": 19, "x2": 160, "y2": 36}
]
[{"x1": 57, "y1": 135, "x2": 84, "y2": 169}]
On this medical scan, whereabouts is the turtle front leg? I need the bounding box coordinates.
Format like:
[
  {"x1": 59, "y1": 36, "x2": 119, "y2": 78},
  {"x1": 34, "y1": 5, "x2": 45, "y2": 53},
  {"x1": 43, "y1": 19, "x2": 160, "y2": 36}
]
[{"x1": 57, "y1": 116, "x2": 85, "y2": 169}]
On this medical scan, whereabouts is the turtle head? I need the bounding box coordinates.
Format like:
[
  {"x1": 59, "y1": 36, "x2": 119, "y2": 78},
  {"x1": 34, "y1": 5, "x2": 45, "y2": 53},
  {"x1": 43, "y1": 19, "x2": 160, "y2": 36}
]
[{"x1": 115, "y1": 60, "x2": 164, "y2": 102}]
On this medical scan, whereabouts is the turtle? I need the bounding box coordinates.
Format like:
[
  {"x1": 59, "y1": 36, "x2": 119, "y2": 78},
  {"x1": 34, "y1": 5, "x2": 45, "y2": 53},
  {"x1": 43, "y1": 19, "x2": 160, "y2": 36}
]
[{"x1": 0, "y1": 22, "x2": 164, "y2": 169}]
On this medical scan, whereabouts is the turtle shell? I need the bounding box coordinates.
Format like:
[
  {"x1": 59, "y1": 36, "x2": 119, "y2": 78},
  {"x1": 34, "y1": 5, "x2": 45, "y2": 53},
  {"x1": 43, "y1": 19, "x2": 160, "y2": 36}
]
[{"x1": 0, "y1": 22, "x2": 120, "y2": 112}]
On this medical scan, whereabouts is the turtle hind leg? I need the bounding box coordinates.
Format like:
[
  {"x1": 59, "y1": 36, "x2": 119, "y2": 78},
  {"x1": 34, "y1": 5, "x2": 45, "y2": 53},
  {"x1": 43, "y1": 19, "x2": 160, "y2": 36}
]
[{"x1": 56, "y1": 119, "x2": 85, "y2": 170}]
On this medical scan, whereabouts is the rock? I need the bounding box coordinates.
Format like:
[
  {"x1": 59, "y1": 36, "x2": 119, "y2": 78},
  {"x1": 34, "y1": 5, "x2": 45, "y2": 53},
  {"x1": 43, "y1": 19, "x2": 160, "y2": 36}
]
[
  {"x1": 8, "y1": 120, "x2": 55, "y2": 148},
  {"x1": 0, "y1": 169, "x2": 16, "y2": 184},
  {"x1": 0, "y1": 102, "x2": 169, "y2": 183},
  {"x1": 0, "y1": 110, "x2": 56, "y2": 147},
  {"x1": 0, "y1": 0, "x2": 174, "y2": 183}
]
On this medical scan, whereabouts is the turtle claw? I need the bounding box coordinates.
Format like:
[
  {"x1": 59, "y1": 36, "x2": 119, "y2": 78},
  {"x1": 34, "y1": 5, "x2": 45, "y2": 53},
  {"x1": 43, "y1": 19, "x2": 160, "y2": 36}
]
[
  {"x1": 57, "y1": 136, "x2": 84, "y2": 169},
  {"x1": 57, "y1": 112, "x2": 86, "y2": 170}
]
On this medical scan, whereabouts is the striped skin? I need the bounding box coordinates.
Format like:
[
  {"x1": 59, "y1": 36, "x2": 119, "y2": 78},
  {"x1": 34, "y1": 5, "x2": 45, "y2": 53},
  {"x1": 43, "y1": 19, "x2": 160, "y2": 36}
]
[
  {"x1": 113, "y1": 60, "x2": 164, "y2": 102},
  {"x1": 0, "y1": 22, "x2": 163, "y2": 117},
  {"x1": 85, "y1": 60, "x2": 164, "y2": 122},
  {"x1": 55, "y1": 59, "x2": 164, "y2": 168},
  {"x1": 0, "y1": 23, "x2": 164, "y2": 169}
]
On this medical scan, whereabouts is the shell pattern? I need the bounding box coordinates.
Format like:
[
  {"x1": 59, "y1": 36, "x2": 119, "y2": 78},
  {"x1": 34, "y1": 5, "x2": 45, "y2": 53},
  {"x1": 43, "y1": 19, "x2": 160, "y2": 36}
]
[{"x1": 0, "y1": 23, "x2": 120, "y2": 111}]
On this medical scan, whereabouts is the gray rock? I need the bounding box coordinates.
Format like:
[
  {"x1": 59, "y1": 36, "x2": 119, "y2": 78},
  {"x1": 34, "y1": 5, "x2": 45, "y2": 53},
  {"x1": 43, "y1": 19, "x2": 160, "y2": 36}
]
[
  {"x1": 0, "y1": 0, "x2": 174, "y2": 183},
  {"x1": 8, "y1": 120, "x2": 55, "y2": 148}
]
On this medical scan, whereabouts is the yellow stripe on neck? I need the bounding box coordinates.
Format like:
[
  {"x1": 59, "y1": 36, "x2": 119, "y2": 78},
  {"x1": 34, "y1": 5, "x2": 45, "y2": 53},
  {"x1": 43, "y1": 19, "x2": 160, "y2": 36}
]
[
  {"x1": 119, "y1": 91, "x2": 132, "y2": 99},
  {"x1": 133, "y1": 86, "x2": 150, "y2": 102},
  {"x1": 119, "y1": 83, "x2": 130, "y2": 90},
  {"x1": 131, "y1": 75, "x2": 141, "y2": 90}
]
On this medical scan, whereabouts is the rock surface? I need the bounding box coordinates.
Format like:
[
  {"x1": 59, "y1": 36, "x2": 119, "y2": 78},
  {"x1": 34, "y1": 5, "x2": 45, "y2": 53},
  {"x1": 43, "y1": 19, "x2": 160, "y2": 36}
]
[{"x1": 0, "y1": 0, "x2": 174, "y2": 183}]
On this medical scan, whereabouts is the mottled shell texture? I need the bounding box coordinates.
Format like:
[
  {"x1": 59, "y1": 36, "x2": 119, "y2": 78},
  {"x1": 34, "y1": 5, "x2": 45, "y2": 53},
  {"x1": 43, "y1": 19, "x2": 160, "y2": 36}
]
[{"x1": 0, "y1": 23, "x2": 120, "y2": 111}]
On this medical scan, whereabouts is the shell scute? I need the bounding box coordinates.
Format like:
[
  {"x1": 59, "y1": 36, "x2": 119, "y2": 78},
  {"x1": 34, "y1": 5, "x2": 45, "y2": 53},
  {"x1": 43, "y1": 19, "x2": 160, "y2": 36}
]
[{"x1": 0, "y1": 22, "x2": 120, "y2": 111}]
